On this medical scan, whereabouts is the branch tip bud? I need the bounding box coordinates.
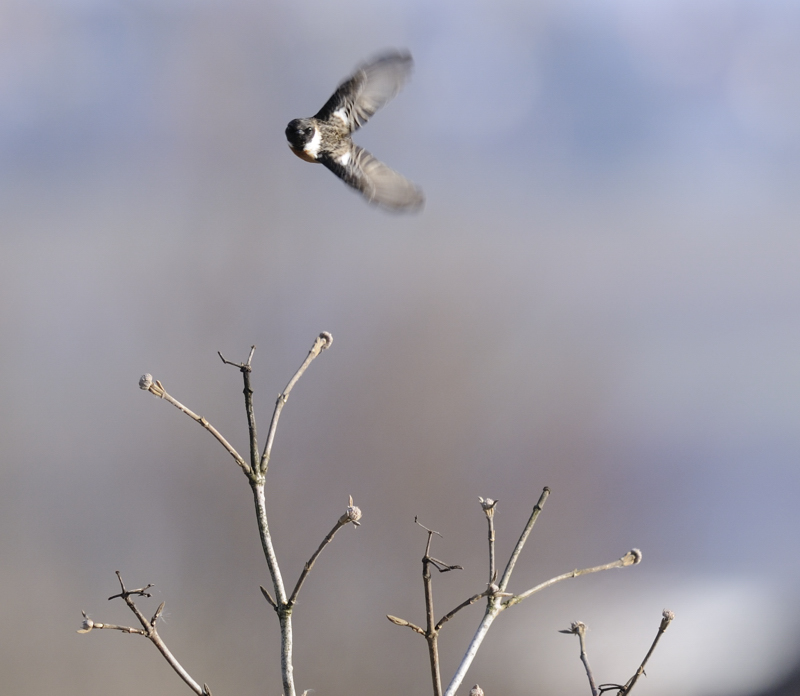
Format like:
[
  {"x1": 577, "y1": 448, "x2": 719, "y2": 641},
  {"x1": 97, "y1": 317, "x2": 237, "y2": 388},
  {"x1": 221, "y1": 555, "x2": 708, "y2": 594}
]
[
  {"x1": 621, "y1": 548, "x2": 642, "y2": 566},
  {"x1": 661, "y1": 609, "x2": 675, "y2": 629},
  {"x1": 559, "y1": 620, "x2": 587, "y2": 635},
  {"x1": 478, "y1": 497, "x2": 498, "y2": 517},
  {"x1": 139, "y1": 374, "x2": 153, "y2": 390},
  {"x1": 77, "y1": 611, "x2": 94, "y2": 633},
  {"x1": 341, "y1": 496, "x2": 362, "y2": 526}
]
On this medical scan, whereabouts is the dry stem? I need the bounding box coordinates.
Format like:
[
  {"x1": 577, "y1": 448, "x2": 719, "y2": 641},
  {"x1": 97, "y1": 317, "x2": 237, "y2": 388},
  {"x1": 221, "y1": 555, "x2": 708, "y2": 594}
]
[
  {"x1": 78, "y1": 572, "x2": 211, "y2": 696},
  {"x1": 133, "y1": 334, "x2": 336, "y2": 696},
  {"x1": 559, "y1": 622, "x2": 598, "y2": 696}
]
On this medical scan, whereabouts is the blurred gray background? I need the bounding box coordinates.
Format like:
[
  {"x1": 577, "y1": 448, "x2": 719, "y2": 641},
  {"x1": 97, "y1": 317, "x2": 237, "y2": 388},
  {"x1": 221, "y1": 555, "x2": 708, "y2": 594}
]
[{"x1": 2, "y1": 0, "x2": 800, "y2": 694}]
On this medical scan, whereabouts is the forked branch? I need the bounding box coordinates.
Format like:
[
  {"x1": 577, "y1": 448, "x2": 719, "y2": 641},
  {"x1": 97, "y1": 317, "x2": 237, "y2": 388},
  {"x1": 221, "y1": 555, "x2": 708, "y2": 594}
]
[
  {"x1": 78, "y1": 572, "x2": 212, "y2": 696},
  {"x1": 562, "y1": 610, "x2": 674, "y2": 696},
  {"x1": 599, "y1": 609, "x2": 675, "y2": 695},
  {"x1": 130, "y1": 334, "x2": 336, "y2": 696},
  {"x1": 138, "y1": 374, "x2": 249, "y2": 476}
]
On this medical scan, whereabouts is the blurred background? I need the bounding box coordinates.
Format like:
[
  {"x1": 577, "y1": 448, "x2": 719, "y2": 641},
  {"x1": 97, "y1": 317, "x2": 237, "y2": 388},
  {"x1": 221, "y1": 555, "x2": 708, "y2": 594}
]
[{"x1": 2, "y1": 0, "x2": 800, "y2": 694}]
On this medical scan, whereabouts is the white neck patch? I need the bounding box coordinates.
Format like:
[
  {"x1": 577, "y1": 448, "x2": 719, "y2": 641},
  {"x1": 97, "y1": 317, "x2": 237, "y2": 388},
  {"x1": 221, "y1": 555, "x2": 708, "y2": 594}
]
[{"x1": 303, "y1": 128, "x2": 322, "y2": 159}]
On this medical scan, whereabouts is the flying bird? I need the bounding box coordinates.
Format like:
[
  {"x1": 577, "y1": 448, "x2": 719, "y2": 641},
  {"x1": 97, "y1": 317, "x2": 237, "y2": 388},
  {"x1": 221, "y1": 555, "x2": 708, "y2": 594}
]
[{"x1": 285, "y1": 51, "x2": 424, "y2": 212}]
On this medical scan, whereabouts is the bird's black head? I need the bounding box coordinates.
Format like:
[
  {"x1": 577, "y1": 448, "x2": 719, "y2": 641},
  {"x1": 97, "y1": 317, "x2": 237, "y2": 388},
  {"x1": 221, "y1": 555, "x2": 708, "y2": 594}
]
[{"x1": 285, "y1": 119, "x2": 316, "y2": 150}]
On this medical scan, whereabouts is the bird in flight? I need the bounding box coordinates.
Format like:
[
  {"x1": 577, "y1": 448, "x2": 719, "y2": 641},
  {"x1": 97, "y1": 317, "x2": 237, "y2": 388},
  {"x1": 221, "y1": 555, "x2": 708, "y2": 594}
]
[{"x1": 285, "y1": 51, "x2": 424, "y2": 212}]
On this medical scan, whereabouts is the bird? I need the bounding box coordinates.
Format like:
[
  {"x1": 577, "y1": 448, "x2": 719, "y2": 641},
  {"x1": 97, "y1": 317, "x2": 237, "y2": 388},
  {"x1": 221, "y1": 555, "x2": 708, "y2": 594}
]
[{"x1": 285, "y1": 50, "x2": 424, "y2": 212}]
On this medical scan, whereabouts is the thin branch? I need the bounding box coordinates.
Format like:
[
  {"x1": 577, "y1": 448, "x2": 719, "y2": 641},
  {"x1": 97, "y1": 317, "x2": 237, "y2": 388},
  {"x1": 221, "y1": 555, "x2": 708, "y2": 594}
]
[
  {"x1": 260, "y1": 585, "x2": 278, "y2": 610},
  {"x1": 219, "y1": 346, "x2": 259, "y2": 472},
  {"x1": 503, "y1": 549, "x2": 642, "y2": 609},
  {"x1": 435, "y1": 590, "x2": 490, "y2": 631},
  {"x1": 387, "y1": 615, "x2": 426, "y2": 635},
  {"x1": 497, "y1": 487, "x2": 549, "y2": 592},
  {"x1": 288, "y1": 497, "x2": 361, "y2": 606},
  {"x1": 421, "y1": 527, "x2": 444, "y2": 696},
  {"x1": 428, "y1": 557, "x2": 463, "y2": 573},
  {"x1": 391, "y1": 519, "x2": 469, "y2": 696},
  {"x1": 139, "y1": 375, "x2": 249, "y2": 476},
  {"x1": 415, "y1": 517, "x2": 443, "y2": 538},
  {"x1": 259, "y1": 332, "x2": 332, "y2": 475},
  {"x1": 79, "y1": 573, "x2": 207, "y2": 696},
  {"x1": 479, "y1": 498, "x2": 498, "y2": 585},
  {"x1": 616, "y1": 610, "x2": 674, "y2": 695},
  {"x1": 77, "y1": 613, "x2": 146, "y2": 636},
  {"x1": 559, "y1": 622, "x2": 599, "y2": 696}
]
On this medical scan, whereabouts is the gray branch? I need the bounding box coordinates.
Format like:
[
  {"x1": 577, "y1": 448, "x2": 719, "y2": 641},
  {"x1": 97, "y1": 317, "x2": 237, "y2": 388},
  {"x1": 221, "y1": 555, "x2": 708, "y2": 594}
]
[
  {"x1": 259, "y1": 332, "x2": 332, "y2": 475},
  {"x1": 78, "y1": 572, "x2": 209, "y2": 696},
  {"x1": 139, "y1": 374, "x2": 249, "y2": 476}
]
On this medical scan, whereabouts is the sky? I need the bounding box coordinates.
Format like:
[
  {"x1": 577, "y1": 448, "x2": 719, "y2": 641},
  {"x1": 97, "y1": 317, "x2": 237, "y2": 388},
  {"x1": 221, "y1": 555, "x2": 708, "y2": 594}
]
[{"x1": 1, "y1": 1, "x2": 800, "y2": 695}]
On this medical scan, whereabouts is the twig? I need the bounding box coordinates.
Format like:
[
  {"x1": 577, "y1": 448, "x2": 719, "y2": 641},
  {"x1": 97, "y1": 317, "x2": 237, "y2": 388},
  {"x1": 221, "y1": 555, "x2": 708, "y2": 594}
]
[
  {"x1": 421, "y1": 522, "x2": 448, "y2": 696},
  {"x1": 135, "y1": 334, "x2": 334, "y2": 696},
  {"x1": 259, "y1": 332, "x2": 332, "y2": 475},
  {"x1": 559, "y1": 622, "x2": 598, "y2": 696},
  {"x1": 503, "y1": 550, "x2": 642, "y2": 609},
  {"x1": 387, "y1": 519, "x2": 471, "y2": 696},
  {"x1": 442, "y1": 490, "x2": 641, "y2": 696},
  {"x1": 435, "y1": 590, "x2": 490, "y2": 631},
  {"x1": 387, "y1": 614, "x2": 426, "y2": 635},
  {"x1": 613, "y1": 610, "x2": 674, "y2": 695},
  {"x1": 288, "y1": 497, "x2": 362, "y2": 606},
  {"x1": 78, "y1": 572, "x2": 210, "y2": 696},
  {"x1": 478, "y1": 498, "x2": 498, "y2": 585},
  {"x1": 260, "y1": 585, "x2": 278, "y2": 610},
  {"x1": 218, "y1": 345, "x2": 259, "y2": 471},
  {"x1": 138, "y1": 374, "x2": 249, "y2": 476},
  {"x1": 497, "y1": 487, "x2": 549, "y2": 592}
]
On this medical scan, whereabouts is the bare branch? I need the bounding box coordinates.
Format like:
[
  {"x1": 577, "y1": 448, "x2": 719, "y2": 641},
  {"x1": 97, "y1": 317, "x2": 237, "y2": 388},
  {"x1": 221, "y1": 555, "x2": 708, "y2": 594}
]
[
  {"x1": 415, "y1": 517, "x2": 443, "y2": 538},
  {"x1": 219, "y1": 346, "x2": 260, "y2": 471},
  {"x1": 139, "y1": 375, "x2": 250, "y2": 476},
  {"x1": 614, "y1": 609, "x2": 674, "y2": 695},
  {"x1": 560, "y1": 622, "x2": 599, "y2": 696},
  {"x1": 259, "y1": 332, "x2": 332, "y2": 475},
  {"x1": 479, "y1": 498, "x2": 498, "y2": 585},
  {"x1": 504, "y1": 549, "x2": 642, "y2": 608},
  {"x1": 80, "y1": 573, "x2": 208, "y2": 696},
  {"x1": 260, "y1": 585, "x2": 278, "y2": 610},
  {"x1": 435, "y1": 590, "x2": 490, "y2": 631},
  {"x1": 387, "y1": 615, "x2": 426, "y2": 635},
  {"x1": 497, "y1": 487, "x2": 549, "y2": 592},
  {"x1": 288, "y1": 497, "x2": 361, "y2": 606},
  {"x1": 76, "y1": 611, "x2": 146, "y2": 636}
]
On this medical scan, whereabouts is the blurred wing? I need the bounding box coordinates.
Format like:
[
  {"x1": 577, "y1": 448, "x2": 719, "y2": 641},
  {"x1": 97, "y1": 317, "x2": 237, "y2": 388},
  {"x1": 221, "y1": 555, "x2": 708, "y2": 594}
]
[
  {"x1": 315, "y1": 51, "x2": 413, "y2": 133},
  {"x1": 320, "y1": 144, "x2": 424, "y2": 212}
]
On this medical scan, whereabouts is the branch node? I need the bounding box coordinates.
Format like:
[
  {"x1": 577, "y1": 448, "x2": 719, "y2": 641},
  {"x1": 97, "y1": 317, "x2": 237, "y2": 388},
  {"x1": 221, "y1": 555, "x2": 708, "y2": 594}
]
[{"x1": 218, "y1": 346, "x2": 256, "y2": 371}]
